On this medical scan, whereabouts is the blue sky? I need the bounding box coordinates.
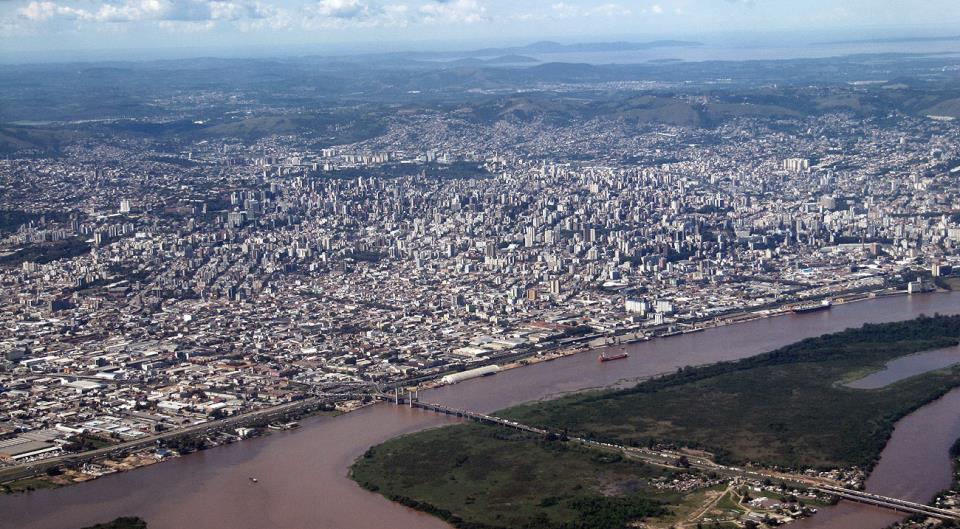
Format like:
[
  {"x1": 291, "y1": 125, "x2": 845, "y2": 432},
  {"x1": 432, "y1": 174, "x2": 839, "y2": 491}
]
[{"x1": 2, "y1": 0, "x2": 960, "y2": 60}]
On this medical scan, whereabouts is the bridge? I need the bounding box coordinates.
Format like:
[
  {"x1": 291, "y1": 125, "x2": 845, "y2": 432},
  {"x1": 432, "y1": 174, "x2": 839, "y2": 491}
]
[
  {"x1": 381, "y1": 389, "x2": 549, "y2": 435},
  {"x1": 814, "y1": 484, "x2": 960, "y2": 521},
  {"x1": 386, "y1": 393, "x2": 960, "y2": 522}
]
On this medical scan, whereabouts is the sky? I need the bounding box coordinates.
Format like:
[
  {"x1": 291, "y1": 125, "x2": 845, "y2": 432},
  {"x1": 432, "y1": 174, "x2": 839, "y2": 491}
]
[{"x1": 1, "y1": 0, "x2": 960, "y2": 61}]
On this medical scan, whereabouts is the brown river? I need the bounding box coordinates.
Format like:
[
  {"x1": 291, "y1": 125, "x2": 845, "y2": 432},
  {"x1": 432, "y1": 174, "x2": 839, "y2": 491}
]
[{"x1": 2, "y1": 292, "x2": 959, "y2": 529}]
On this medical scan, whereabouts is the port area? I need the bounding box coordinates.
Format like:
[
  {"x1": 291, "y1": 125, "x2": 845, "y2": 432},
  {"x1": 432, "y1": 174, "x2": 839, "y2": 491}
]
[
  {"x1": 419, "y1": 287, "x2": 914, "y2": 391},
  {"x1": 0, "y1": 287, "x2": 931, "y2": 492}
]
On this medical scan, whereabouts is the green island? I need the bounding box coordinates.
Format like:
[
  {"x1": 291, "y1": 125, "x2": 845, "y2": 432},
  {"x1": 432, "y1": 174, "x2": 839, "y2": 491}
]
[
  {"x1": 352, "y1": 315, "x2": 960, "y2": 528},
  {"x1": 352, "y1": 423, "x2": 684, "y2": 529}
]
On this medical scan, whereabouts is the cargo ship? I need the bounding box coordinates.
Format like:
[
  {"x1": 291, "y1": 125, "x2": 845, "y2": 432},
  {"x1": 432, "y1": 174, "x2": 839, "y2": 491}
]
[
  {"x1": 598, "y1": 351, "x2": 629, "y2": 362},
  {"x1": 792, "y1": 300, "x2": 832, "y2": 314}
]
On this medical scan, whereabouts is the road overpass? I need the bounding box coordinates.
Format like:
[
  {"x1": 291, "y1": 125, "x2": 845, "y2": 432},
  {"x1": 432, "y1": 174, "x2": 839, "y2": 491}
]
[{"x1": 815, "y1": 484, "x2": 960, "y2": 521}]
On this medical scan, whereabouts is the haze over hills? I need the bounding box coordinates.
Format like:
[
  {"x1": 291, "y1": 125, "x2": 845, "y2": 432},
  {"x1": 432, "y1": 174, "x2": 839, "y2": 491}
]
[
  {"x1": 300, "y1": 40, "x2": 704, "y2": 67},
  {"x1": 419, "y1": 39, "x2": 704, "y2": 58},
  {"x1": 1, "y1": 49, "x2": 960, "y2": 155},
  {"x1": 813, "y1": 34, "x2": 960, "y2": 45}
]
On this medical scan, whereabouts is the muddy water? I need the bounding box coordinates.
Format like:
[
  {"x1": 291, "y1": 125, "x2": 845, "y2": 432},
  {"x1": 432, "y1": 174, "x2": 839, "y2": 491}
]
[
  {"x1": 1, "y1": 293, "x2": 958, "y2": 529},
  {"x1": 845, "y1": 345, "x2": 960, "y2": 389},
  {"x1": 790, "y1": 386, "x2": 960, "y2": 529}
]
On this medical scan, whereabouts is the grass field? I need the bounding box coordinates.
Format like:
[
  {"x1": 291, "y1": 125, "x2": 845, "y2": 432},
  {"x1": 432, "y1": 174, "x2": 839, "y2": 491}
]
[
  {"x1": 1, "y1": 476, "x2": 60, "y2": 493},
  {"x1": 351, "y1": 423, "x2": 688, "y2": 529},
  {"x1": 502, "y1": 315, "x2": 960, "y2": 469}
]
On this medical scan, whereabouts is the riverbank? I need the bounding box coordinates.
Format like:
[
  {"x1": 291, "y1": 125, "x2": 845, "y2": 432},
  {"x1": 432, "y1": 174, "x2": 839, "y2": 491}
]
[
  {"x1": 500, "y1": 315, "x2": 960, "y2": 471},
  {"x1": 350, "y1": 315, "x2": 960, "y2": 529},
  {"x1": 887, "y1": 439, "x2": 960, "y2": 529},
  {"x1": 352, "y1": 421, "x2": 834, "y2": 529},
  {"x1": 0, "y1": 286, "x2": 927, "y2": 495},
  {"x1": 3, "y1": 285, "x2": 910, "y2": 496},
  {"x1": 0, "y1": 402, "x2": 343, "y2": 495},
  {"x1": 419, "y1": 287, "x2": 916, "y2": 393},
  {"x1": 4, "y1": 291, "x2": 959, "y2": 529}
]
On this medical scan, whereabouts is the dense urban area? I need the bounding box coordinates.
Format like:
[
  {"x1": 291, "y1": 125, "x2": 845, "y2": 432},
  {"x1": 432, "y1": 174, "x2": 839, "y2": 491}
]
[{"x1": 2, "y1": 47, "x2": 960, "y2": 529}]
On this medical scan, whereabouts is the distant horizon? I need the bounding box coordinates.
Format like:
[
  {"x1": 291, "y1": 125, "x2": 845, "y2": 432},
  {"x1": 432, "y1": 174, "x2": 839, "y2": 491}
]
[
  {"x1": 4, "y1": 27, "x2": 960, "y2": 65},
  {"x1": 3, "y1": 0, "x2": 960, "y2": 63}
]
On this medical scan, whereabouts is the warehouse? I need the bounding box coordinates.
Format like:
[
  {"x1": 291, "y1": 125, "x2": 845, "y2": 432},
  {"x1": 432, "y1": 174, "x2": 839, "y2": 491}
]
[{"x1": 440, "y1": 365, "x2": 500, "y2": 385}]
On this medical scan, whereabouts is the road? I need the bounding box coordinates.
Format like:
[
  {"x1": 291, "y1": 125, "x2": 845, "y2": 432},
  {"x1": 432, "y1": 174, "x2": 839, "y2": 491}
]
[
  {"x1": 0, "y1": 397, "x2": 320, "y2": 484},
  {"x1": 401, "y1": 397, "x2": 960, "y2": 521}
]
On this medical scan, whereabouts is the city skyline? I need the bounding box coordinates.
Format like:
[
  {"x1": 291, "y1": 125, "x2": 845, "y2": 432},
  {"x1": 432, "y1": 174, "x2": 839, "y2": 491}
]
[{"x1": 3, "y1": 3, "x2": 960, "y2": 528}]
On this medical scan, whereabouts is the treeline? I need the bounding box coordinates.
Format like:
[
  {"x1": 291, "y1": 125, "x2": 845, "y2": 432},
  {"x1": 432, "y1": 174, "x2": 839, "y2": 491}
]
[
  {"x1": 361, "y1": 488, "x2": 667, "y2": 529},
  {"x1": 611, "y1": 314, "x2": 960, "y2": 398},
  {"x1": 502, "y1": 314, "x2": 960, "y2": 470},
  {"x1": 81, "y1": 517, "x2": 147, "y2": 529},
  {"x1": 562, "y1": 496, "x2": 669, "y2": 529},
  {"x1": 162, "y1": 435, "x2": 207, "y2": 454},
  {"x1": 0, "y1": 238, "x2": 91, "y2": 266},
  {"x1": 0, "y1": 209, "x2": 72, "y2": 233}
]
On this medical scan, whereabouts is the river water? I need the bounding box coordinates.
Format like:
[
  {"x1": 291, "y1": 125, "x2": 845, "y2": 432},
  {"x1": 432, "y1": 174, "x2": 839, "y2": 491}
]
[
  {"x1": 845, "y1": 345, "x2": 960, "y2": 389},
  {"x1": 2, "y1": 293, "x2": 959, "y2": 529}
]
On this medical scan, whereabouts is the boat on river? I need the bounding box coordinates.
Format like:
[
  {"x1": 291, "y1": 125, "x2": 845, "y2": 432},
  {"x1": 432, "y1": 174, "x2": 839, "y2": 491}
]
[
  {"x1": 598, "y1": 351, "x2": 629, "y2": 362},
  {"x1": 793, "y1": 300, "x2": 833, "y2": 314}
]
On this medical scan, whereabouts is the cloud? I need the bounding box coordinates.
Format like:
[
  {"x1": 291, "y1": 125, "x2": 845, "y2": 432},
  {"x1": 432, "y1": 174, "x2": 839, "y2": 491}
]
[
  {"x1": 548, "y1": 1, "x2": 629, "y2": 19},
  {"x1": 17, "y1": 0, "x2": 274, "y2": 23},
  {"x1": 13, "y1": 0, "x2": 500, "y2": 30},
  {"x1": 651, "y1": 4, "x2": 663, "y2": 14},
  {"x1": 586, "y1": 3, "x2": 630, "y2": 17},
  {"x1": 18, "y1": 1, "x2": 93, "y2": 21},
  {"x1": 304, "y1": 0, "x2": 489, "y2": 28},
  {"x1": 312, "y1": 0, "x2": 370, "y2": 19},
  {"x1": 301, "y1": 0, "x2": 413, "y2": 28},
  {"x1": 418, "y1": 0, "x2": 486, "y2": 24},
  {"x1": 550, "y1": 2, "x2": 576, "y2": 18}
]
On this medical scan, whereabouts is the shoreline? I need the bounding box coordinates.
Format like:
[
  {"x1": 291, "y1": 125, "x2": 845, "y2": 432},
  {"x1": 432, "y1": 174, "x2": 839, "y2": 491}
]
[
  {"x1": 419, "y1": 286, "x2": 916, "y2": 392},
  {"x1": 0, "y1": 286, "x2": 937, "y2": 495}
]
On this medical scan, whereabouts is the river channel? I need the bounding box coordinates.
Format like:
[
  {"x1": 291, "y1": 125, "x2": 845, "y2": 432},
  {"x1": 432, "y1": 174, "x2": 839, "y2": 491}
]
[{"x1": 2, "y1": 292, "x2": 959, "y2": 529}]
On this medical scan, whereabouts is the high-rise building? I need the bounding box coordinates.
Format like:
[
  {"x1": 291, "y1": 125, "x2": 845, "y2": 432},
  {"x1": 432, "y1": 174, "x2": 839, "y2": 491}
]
[
  {"x1": 549, "y1": 278, "x2": 561, "y2": 296},
  {"x1": 624, "y1": 299, "x2": 648, "y2": 315},
  {"x1": 783, "y1": 158, "x2": 811, "y2": 172},
  {"x1": 484, "y1": 241, "x2": 497, "y2": 259}
]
